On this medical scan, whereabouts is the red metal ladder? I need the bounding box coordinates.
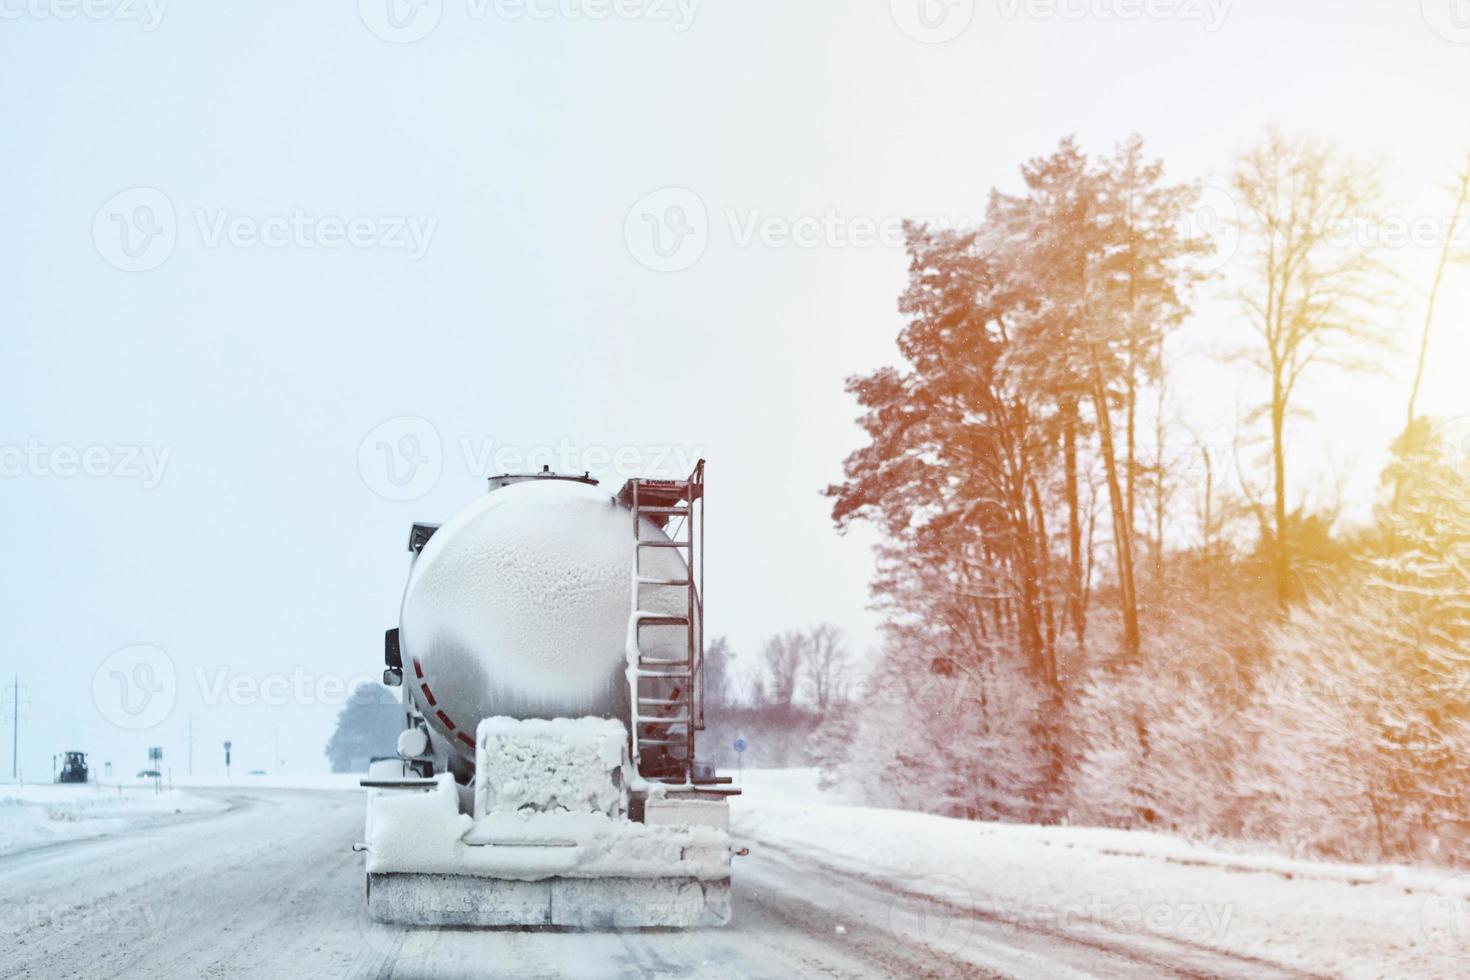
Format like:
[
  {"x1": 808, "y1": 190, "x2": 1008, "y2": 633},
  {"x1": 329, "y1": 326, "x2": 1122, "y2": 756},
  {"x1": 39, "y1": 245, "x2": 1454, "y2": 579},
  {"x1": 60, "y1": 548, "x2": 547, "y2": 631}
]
[{"x1": 623, "y1": 460, "x2": 704, "y2": 783}]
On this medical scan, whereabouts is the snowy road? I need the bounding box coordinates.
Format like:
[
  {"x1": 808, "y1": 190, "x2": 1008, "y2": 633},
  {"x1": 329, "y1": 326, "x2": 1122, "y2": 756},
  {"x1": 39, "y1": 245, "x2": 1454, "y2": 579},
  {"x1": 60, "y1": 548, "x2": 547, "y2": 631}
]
[{"x1": 0, "y1": 787, "x2": 1323, "y2": 979}]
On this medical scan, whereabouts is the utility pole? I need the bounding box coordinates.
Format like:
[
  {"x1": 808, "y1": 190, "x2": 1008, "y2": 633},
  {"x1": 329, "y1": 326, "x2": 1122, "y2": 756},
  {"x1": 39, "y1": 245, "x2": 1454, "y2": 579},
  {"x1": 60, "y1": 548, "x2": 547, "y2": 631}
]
[{"x1": 4, "y1": 676, "x2": 29, "y2": 780}]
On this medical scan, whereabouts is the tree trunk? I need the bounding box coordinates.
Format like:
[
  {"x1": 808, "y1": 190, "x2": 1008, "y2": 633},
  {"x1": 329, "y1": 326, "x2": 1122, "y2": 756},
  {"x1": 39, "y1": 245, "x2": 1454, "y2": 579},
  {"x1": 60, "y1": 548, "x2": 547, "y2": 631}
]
[
  {"x1": 1090, "y1": 355, "x2": 1141, "y2": 660},
  {"x1": 1271, "y1": 373, "x2": 1289, "y2": 609},
  {"x1": 1029, "y1": 476, "x2": 1059, "y2": 688},
  {"x1": 1126, "y1": 363, "x2": 1137, "y2": 541},
  {"x1": 1062, "y1": 399, "x2": 1084, "y2": 649}
]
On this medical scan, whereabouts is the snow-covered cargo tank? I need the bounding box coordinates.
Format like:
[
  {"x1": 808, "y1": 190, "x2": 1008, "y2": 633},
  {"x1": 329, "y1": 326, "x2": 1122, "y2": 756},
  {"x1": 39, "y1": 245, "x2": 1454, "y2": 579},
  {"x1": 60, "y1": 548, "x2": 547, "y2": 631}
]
[{"x1": 361, "y1": 462, "x2": 741, "y2": 927}]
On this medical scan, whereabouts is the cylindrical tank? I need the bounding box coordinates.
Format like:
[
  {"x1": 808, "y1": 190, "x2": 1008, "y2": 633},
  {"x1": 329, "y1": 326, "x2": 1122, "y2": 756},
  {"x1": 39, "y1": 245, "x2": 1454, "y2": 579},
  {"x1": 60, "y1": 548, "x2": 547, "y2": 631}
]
[{"x1": 398, "y1": 478, "x2": 690, "y2": 767}]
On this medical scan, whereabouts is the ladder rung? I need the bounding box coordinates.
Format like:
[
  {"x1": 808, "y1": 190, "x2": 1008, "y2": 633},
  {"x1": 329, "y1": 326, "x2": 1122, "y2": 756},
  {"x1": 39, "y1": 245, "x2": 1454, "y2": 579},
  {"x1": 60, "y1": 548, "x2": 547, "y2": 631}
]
[
  {"x1": 638, "y1": 738, "x2": 688, "y2": 747},
  {"x1": 637, "y1": 539, "x2": 690, "y2": 548},
  {"x1": 638, "y1": 668, "x2": 691, "y2": 678},
  {"x1": 637, "y1": 506, "x2": 690, "y2": 516},
  {"x1": 638, "y1": 716, "x2": 690, "y2": 726},
  {"x1": 639, "y1": 658, "x2": 691, "y2": 668},
  {"x1": 637, "y1": 577, "x2": 690, "y2": 587},
  {"x1": 638, "y1": 697, "x2": 685, "y2": 707},
  {"x1": 633, "y1": 613, "x2": 690, "y2": 627}
]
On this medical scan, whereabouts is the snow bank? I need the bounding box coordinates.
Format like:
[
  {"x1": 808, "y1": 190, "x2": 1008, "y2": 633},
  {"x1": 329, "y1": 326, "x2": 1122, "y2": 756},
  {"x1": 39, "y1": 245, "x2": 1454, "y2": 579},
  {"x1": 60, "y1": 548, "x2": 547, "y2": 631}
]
[
  {"x1": 172, "y1": 773, "x2": 365, "y2": 791},
  {"x1": 733, "y1": 770, "x2": 1470, "y2": 978},
  {"x1": 0, "y1": 783, "x2": 225, "y2": 857}
]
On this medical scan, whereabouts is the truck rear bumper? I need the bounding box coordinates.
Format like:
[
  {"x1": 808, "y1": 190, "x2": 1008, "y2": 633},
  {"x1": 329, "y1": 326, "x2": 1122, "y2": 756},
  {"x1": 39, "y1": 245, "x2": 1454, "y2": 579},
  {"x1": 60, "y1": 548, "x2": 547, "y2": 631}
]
[{"x1": 366, "y1": 872, "x2": 731, "y2": 927}]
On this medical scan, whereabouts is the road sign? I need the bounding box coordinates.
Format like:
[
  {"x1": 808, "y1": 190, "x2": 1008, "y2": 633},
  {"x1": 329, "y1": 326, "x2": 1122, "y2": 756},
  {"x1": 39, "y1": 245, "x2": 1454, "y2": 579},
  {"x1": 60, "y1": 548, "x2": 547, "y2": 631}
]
[{"x1": 733, "y1": 737, "x2": 747, "y2": 753}]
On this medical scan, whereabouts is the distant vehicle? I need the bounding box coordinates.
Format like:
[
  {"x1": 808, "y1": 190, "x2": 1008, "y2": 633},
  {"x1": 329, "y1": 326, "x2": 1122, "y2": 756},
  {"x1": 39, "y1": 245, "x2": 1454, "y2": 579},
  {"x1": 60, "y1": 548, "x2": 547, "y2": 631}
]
[
  {"x1": 56, "y1": 751, "x2": 89, "y2": 784},
  {"x1": 247, "y1": 769, "x2": 267, "y2": 775},
  {"x1": 136, "y1": 769, "x2": 162, "y2": 779}
]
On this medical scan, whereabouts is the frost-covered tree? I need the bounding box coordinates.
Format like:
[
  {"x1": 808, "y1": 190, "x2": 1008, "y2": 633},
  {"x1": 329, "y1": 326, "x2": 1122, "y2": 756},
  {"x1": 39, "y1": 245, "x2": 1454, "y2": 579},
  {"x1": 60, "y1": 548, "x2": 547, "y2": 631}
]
[{"x1": 325, "y1": 683, "x2": 403, "y2": 773}]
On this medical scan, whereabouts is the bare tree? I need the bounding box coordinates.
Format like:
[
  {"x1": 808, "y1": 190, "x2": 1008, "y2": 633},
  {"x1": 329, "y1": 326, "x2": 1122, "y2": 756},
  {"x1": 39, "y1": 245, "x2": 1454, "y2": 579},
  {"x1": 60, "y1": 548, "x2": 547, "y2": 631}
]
[
  {"x1": 1405, "y1": 153, "x2": 1470, "y2": 428},
  {"x1": 761, "y1": 630, "x2": 807, "y2": 709},
  {"x1": 804, "y1": 623, "x2": 851, "y2": 711},
  {"x1": 702, "y1": 636, "x2": 736, "y2": 709},
  {"x1": 1231, "y1": 127, "x2": 1386, "y2": 609}
]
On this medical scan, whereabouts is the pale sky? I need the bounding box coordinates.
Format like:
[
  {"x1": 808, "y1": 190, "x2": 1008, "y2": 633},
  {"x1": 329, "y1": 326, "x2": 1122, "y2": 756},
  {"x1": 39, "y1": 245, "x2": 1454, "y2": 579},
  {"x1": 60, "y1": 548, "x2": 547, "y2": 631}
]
[{"x1": 3, "y1": 0, "x2": 1467, "y2": 777}]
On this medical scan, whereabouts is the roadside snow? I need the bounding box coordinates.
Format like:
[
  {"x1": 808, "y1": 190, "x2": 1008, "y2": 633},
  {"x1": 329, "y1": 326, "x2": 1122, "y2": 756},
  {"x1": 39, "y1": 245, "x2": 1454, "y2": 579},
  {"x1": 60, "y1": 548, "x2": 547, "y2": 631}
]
[
  {"x1": 171, "y1": 773, "x2": 365, "y2": 791},
  {"x1": 0, "y1": 783, "x2": 226, "y2": 858},
  {"x1": 732, "y1": 768, "x2": 1470, "y2": 978}
]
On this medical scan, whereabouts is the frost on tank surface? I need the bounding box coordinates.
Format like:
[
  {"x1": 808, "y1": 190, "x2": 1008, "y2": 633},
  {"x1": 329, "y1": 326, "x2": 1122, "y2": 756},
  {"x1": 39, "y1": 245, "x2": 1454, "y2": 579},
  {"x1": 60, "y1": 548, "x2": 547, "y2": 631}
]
[{"x1": 399, "y1": 479, "x2": 689, "y2": 751}]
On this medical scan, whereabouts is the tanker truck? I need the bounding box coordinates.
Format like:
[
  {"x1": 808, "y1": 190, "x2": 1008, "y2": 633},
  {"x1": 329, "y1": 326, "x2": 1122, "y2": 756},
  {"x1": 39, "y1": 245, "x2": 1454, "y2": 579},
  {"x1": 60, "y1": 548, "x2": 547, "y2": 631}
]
[{"x1": 359, "y1": 461, "x2": 741, "y2": 927}]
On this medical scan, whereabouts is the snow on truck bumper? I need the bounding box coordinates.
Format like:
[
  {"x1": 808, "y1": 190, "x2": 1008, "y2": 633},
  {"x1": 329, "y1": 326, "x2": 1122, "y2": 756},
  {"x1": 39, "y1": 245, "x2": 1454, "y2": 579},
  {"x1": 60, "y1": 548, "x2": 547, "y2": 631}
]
[{"x1": 363, "y1": 717, "x2": 735, "y2": 927}]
